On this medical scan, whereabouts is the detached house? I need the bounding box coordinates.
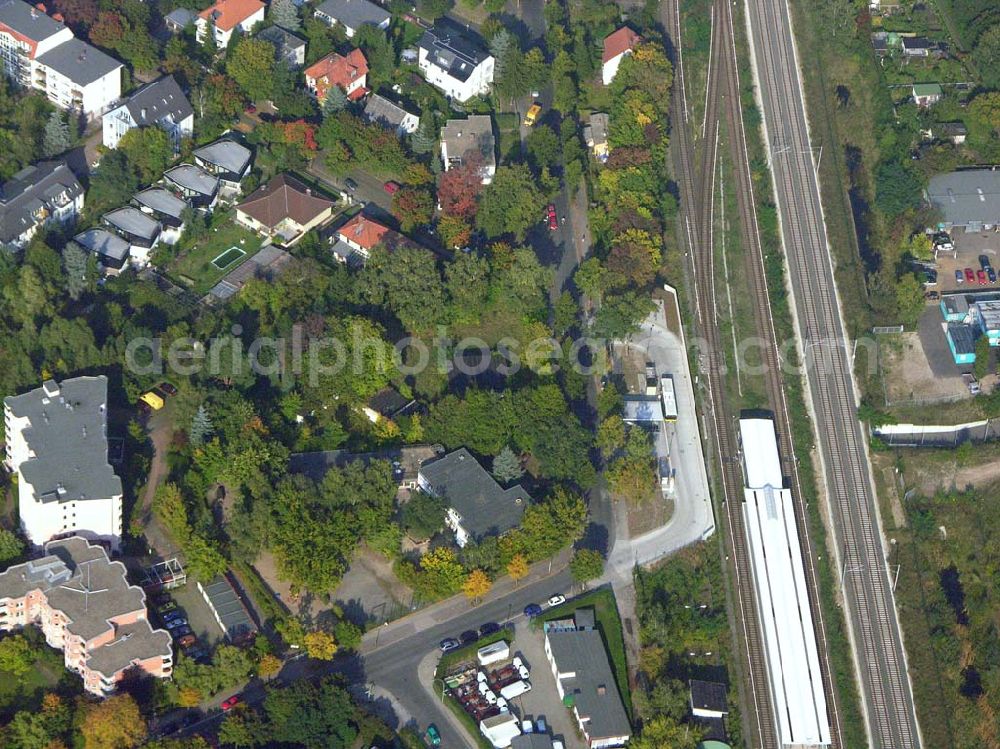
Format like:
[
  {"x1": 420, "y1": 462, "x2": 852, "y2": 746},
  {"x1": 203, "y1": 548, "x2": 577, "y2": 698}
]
[
  {"x1": 440, "y1": 115, "x2": 496, "y2": 185},
  {"x1": 164, "y1": 164, "x2": 220, "y2": 209},
  {"x1": 0, "y1": 0, "x2": 121, "y2": 118},
  {"x1": 102, "y1": 208, "x2": 160, "y2": 267},
  {"x1": 4, "y1": 376, "x2": 123, "y2": 550},
  {"x1": 194, "y1": 139, "x2": 253, "y2": 198},
  {"x1": 417, "y1": 447, "x2": 531, "y2": 547},
  {"x1": 236, "y1": 173, "x2": 334, "y2": 245},
  {"x1": 901, "y1": 36, "x2": 934, "y2": 57},
  {"x1": 304, "y1": 48, "x2": 368, "y2": 101},
  {"x1": 102, "y1": 75, "x2": 193, "y2": 150},
  {"x1": 196, "y1": 0, "x2": 265, "y2": 48},
  {"x1": 583, "y1": 112, "x2": 610, "y2": 162},
  {"x1": 912, "y1": 82, "x2": 942, "y2": 108},
  {"x1": 258, "y1": 25, "x2": 306, "y2": 68},
  {"x1": 314, "y1": 0, "x2": 390, "y2": 39},
  {"x1": 602, "y1": 26, "x2": 640, "y2": 86},
  {"x1": 0, "y1": 160, "x2": 82, "y2": 251},
  {"x1": 331, "y1": 212, "x2": 418, "y2": 263},
  {"x1": 0, "y1": 536, "x2": 173, "y2": 697},
  {"x1": 364, "y1": 93, "x2": 420, "y2": 136},
  {"x1": 133, "y1": 188, "x2": 187, "y2": 245},
  {"x1": 418, "y1": 20, "x2": 494, "y2": 102},
  {"x1": 73, "y1": 228, "x2": 131, "y2": 274}
]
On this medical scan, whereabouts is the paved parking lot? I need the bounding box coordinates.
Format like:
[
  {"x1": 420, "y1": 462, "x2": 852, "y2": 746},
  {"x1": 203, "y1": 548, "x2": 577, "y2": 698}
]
[
  {"x1": 930, "y1": 231, "x2": 1000, "y2": 293},
  {"x1": 158, "y1": 582, "x2": 226, "y2": 652}
]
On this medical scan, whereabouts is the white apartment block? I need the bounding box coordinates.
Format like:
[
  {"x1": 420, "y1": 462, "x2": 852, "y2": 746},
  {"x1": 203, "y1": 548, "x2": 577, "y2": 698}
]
[
  {"x1": 102, "y1": 75, "x2": 194, "y2": 150},
  {"x1": 417, "y1": 21, "x2": 494, "y2": 103},
  {"x1": 0, "y1": 0, "x2": 121, "y2": 118},
  {"x1": 4, "y1": 377, "x2": 123, "y2": 551}
]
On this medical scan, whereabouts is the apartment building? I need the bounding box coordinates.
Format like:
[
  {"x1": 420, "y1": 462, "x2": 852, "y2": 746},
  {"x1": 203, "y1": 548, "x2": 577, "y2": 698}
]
[
  {"x1": 0, "y1": 159, "x2": 83, "y2": 250},
  {"x1": 102, "y1": 75, "x2": 193, "y2": 150},
  {"x1": 0, "y1": 536, "x2": 172, "y2": 696},
  {"x1": 417, "y1": 19, "x2": 494, "y2": 102},
  {"x1": 4, "y1": 376, "x2": 123, "y2": 550}
]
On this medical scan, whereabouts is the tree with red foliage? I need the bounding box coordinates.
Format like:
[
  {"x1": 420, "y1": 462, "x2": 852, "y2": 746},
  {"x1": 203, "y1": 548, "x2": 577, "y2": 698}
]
[
  {"x1": 281, "y1": 121, "x2": 318, "y2": 154},
  {"x1": 391, "y1": 187, "x2": 434, "y2": 232},
  {"x1": 89, "y1": 11, "x2": 125, "y2": 49},
  {"x1": 437, "y1": 152, "x2": 484, "y2": 221},
  {"x1": 48, "y1": 0, "x2": 98, "y2": 30}
]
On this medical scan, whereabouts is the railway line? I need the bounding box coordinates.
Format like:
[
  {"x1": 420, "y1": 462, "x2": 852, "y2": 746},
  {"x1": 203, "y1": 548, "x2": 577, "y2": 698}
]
[
  {"x1": 667, "y1": 0, "x2": 848, "y2": 744},
  {"x1": 742, "y1": 0, "x2": 922, "y2": 744}
]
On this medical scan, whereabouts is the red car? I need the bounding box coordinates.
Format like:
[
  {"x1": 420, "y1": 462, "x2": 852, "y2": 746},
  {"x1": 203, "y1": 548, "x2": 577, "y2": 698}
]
[
  {"x1": 383, "y1": 181, "x2": 400, "y2": 195},
  {"x1": 965, "y1": 267, "x2": 976, "y2": 283},
  {"x1": 546, "y1": 204, "x2": 557, "y2": 230},
  {"x1": 221, "y1": 695, "x2": 242, "y2": 712},
  {"x1": 978, "y1": 269, "x2": 988, "y2": 285},
  {"x1": 244, "y1": 104, "x2": 256, "y2": 114}
]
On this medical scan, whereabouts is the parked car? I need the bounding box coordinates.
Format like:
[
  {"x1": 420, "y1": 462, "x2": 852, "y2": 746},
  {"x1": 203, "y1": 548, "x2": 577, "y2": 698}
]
[
  {"x1": 978, "y1": 269, "x2": 988, "y2": 285},
  {"x1": 980, "y1": 254, "x2": 992, "y2": 270},
  {"x1": 523, "y1": 103, "x2": 542, "y2": 127},
  {"x1": 955, "y1": 269, "x2": 964, "y2": 284},
  {"x1": 921, "y1": 269, "x2": 937, "y2": 287},
  {"x1": 176, "y1": 634, "x2": 196, "y2": 648},
  {"x1": 172, "y1": 626, "x2": 192, "y2": 638},
  {"x1": 157, "y1": 601, "x2": 177, "y2": 613},
  {"x1": 516, "y1": 664, "x2": 530, "y2": 680},
  {"x1": 523, "y1": 603, "x2": 543, "y2": 618},
  {"x1": 221, "y1": 695, "x2": 241, "y2": 712},
  {"x1": 137, "y1": 400, "x2": 151, "y2": 415},
  {"x1": 484, "y1": 689, "x2": 497, "y2": 705},
  {"x1": 479, "y1": 622, "x2": 501, "y2": 637},
  {"x1": 158, "y1": 382, "x2": 178, "y2": 396},
  {"x1": 990, "y1": 267, "x2": 997, "y2": 284},
  {"x1": 547, "y1": 594, "x2": 566, "y2": 607},
  {"x1": 165, "y1": 618, "x2": 188, "y2": 630},
  {"x1": 344, "y1": 178, "x2": 358, "y2": 192},
  {"x1": 934, "y1": 232, "x2": 954, "y2": 251},
  {"x1": 244, "y1": 104, "x2": 257, "y2": 114},
  {"x1": 425, "y1": 724, "x2": 442, "y2": 747},
  {"x1": 383, "y1": 181, "x2": 400, "y2": 195},
  {"x1": 496, "y1": 696, "x2": 509, "y2": 712},
  {"x1": 439, "y1": 637, "x2": 460, "y2": 652},
  {"x1": 460, "y1": 629, "x2": 479, "y2": 645},
  {"x1": 965, "y1": 267, "x2": 976, "y2": 283},
  {"x1": 162, "y1": 610, "x2": 184, "y2": 622},
  {"x1": 522, "y1": 719, "x2": 534, "y2": 733},
  {"x1": 546, "y1": 204, "x2": 557, "y2": 230},
  {"x1": 536, "y1": 717, "x2": 547, "y2": 733}
]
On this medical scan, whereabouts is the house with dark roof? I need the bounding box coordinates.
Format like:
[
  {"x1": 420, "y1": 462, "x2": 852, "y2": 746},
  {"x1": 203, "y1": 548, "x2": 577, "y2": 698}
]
[
  {"x1": 0, "y1": 160, "x2": 83, "y2": 250},
  {"x1": 0, "y1": 536, "x2": 173, "y2": 696},
  {"x1": 441, "y1": 115, "x2": 496, "y2": 184},
  {"x1": 164, "y1": 164, "x2": 220, "y2": 209},
  {"x1": 236, "y1": 173, "x2": 334, "y2": 245},
  {"x1": 103, "y1": 207, "x2": 160, "y2": 266},
  {"x1": 418, "y1": 19, "x2": 494, "y2": 102},
  {"x1": 901, "y1": 35, "x2": 934, "y2": 57},
  {"x1": 193, "y1": 139, "x2": 253, "y2": 198},
  {"x1": 164, "y1": 7, "x2": 195, "y2": 33},
  {"x1": 195, "y1": 0, "x2": 265, "y2": 48},
  {"x1": 602, "y1": 27, "x2": 640, "y2": 85},
  {"x1": 364, "y1": 93, "x2": 420, "y2": 136},
  {"x1": 314, "y1": 0, "x2": 390, "y2": 39},
  {"x1": 102, "y1": 75, "x2": 193, "y2": 149},
  {"x1": 258, "y1": 24, "x2": 306, "y2": 68},
  {"x1": 133, "y1": 188, "x2": 187, "y2": 244},
  {"x1": 4, "y1": 377, "x2": 123, "y2": 549},
  {"x1": 73, "y1": 228, "x2": 131, "y2": 274},
  {"x1": 290, "y1": 444, "x2": 444, "y2": 498},
  {"x1": 417, "y1": 447, "x2": 531, "y2": 547},
  {"x1": 543, "y1": 610, "x2": 632, "y2": 748}
]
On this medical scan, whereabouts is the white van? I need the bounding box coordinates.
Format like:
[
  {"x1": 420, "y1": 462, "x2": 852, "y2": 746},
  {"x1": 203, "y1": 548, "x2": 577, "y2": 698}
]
[{"x1": 499, "y1": 680, "x2": 532, "y2": 700}]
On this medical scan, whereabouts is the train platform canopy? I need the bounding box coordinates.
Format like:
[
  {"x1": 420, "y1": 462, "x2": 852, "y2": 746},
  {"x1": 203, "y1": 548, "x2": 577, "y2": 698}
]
[
  {"x1": 622, "y1": 394, "x2": 664, "y2": 423},
  {"x1": 740, "y1": 417, "x2": 831, "y2": 747},
  {"x1": 738, "y1": 417, "x2": 783, "y2": 489}
]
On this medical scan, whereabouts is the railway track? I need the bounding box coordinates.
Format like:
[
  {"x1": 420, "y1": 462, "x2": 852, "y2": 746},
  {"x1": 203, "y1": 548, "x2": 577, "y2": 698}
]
[
  {"x1": 742, "y1": 0, "x2": 922, "y2": 743},
  {"x1": 668, "y1": 0, "x2": 849, "y2": 744}
]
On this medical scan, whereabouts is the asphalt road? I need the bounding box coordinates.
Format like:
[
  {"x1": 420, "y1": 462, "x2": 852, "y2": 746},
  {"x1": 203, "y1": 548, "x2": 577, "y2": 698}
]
[{"x1": 744, "y1": 0, "x2": 921, "y2": 745}]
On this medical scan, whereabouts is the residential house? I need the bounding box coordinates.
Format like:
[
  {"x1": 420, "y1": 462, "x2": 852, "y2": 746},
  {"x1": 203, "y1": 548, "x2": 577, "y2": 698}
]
[
  {"x1": 689, "y1": 679, "x2": 730, "y2": 743},
  {"x1": 583, "y1": 112, "x2": 610, "y2": 162},
  {"x1": 364, "y1": 93, "x2": 420, "y2": 136},
  {"x1": 0, "y1": 160, "x2": 83, "y2": 251},
  {"x1": 102, "y1": 75, "x2": 193, "y2": 150},
  {"x1": 102, "y1": 207, "x2": 160, "y2": 266},
  {"x1": 164, "y1": 8, "x2": 195, "y2": 34},
  {"x1": 926, "y1": 169, "x2": 1000, "y2": 232},
  {"x1": 416, "y1": 447, "x2": 531, "y2": 547},
  {"x1": 236, "y1": 173, "x2": 334, "y2": 245},
  {"x1": 133, "y1": 188, "x2": 187, "y2": 245},
  {"x1": 0, "y1": 536, "x2": 173, "y2": 696},
  {"x1": 901, "y1": 35, "x2": 934, "y2": 57},
  {"x1": 193, "y1": 138, "x2": 252, "y2": 198},
  {"x1": 871, "y1": 31, "x2": 889, "y2": 56},
  {"x1": 543, "y1": 610, "x2": 632, "y2": 748},
  {"x1": 418, "y1": 20, "x2": 494, "y2": 102},
  {"x1": 258, "y1": 25, "x2": 305, "y2": 68},
  {"x1": 602, "y1": 26, "x2": 640, "y2": 86},
  {"x1": 304, "y1": 48, "x2": 368, "y2": 101},
  {"x1": 362, "y1": 386, "x2": 416, "y2": 424},
  {"x1": 314, "y1": 0, "x2": 390, "y2": 39},
  {"x1": 937, "y1": 121, "x2": 967, "y2": 144},
  {"x1": 73, "y1": 228, "x2": 131, "y2": 274},
  {"x1": 164, "y1": 164, "x2": 220, "y2": 209},
  {"x1": 195, "y1": 0, "x2": 265, "y2": 48},
  {"x1": 0, "y1": 0, "x2": 121, "y2": 118},
  {"x1": 440, "y1": 115, "x2": 496, "y2": 184},
  {"x1": 912, "y1": 82, "x2": 942, "y2": 107},
  {"x1": 331, "y1": 212, "x2": 418, "y2": 263},
  {"x1": 4, "y1": 377, "x2": 123, "y2": 550}
]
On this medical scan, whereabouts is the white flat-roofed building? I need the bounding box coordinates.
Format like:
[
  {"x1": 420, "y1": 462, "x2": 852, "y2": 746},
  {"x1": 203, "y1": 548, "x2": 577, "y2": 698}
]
[{"x1": 739, "y1": 416, "x2": 830, "y2": 747}]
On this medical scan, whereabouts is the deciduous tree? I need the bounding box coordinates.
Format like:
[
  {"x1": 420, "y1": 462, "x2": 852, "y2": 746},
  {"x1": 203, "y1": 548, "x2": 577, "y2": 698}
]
[
  {"x1": 0, "y1": 635, "x2": 34, "y2": 676},
  {"x1": 0, "y1": 528, "x2": 24, "y2": 565},
  {"x1": 506, "y1": 554, "x2": 529, "y2": 586},
  {"x1": 476, "y1": 165, "x2": 544, "y2": 241},
  {"x1": 570, "y1": 548, "x2": 605, "y2": 583},
  {"x1": 391, "y1": 187, "x2": 434, "y2": 231},
  {"x1": 119, "y1": 126, "x2": 174, "y2": 183},
  {"x1": 463, "y1": 569, "x2": 492, "y2": 603},
  {"x1": 304, "y1": 630, "x2": 338, "y2": 660},
  {"x1": 228, "y1": 38, "x2": 277, "y2": 102},
  {"x1": 79, "y1": 694, "x2": 146, "y2": 749}
]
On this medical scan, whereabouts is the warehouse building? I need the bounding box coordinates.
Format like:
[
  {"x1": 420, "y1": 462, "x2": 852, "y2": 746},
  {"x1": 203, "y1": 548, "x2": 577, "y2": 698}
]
[
  {"x1": 739, "y1": 416, "x2": 831, "y2": 747},
  {"x1": 926, "y1": 169, "x2": 1000, "y2": 232}
]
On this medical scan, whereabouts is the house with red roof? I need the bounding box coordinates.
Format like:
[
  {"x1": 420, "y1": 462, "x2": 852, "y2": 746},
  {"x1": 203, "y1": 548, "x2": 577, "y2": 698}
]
[
  {"x1": 304, "y1": 48, "x2": 368, "y2": 101},
  {"x1": 195, "y1": 0, "x2": 265, "y2": 49},
  {"x1": 602, "y1": 26, "x2": 641, "y2": 85},
  {"x1": 332, "y1": 213, "x2": 420, "y2": 264}
]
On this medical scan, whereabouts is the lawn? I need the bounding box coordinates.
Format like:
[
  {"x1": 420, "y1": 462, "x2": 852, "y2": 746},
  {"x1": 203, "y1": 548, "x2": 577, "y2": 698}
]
[
  {"x1": 167, "y1": 212, "x2": 263, "y2": 294},
  {"x1": 536, "y1": 586, "x2": 632, "y2": 720}
]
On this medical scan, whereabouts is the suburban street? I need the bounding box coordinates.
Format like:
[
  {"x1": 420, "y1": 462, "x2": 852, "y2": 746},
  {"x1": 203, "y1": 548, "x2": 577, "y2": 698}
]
[{"x1": 744, "y1": 0, "x2": 922, "y2": 744}]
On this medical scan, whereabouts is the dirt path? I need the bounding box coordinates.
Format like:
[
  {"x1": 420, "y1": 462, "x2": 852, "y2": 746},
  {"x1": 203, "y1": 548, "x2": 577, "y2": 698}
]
[
  {"x1": 141, "y1": 411, "x2": 173, "y2": 520},
  {"x1": 918, "y1": 458, "x2": 1000, "y2": 496}
]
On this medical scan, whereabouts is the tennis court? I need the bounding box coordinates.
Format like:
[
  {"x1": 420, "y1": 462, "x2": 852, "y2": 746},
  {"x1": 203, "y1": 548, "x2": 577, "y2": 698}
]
[{"x1": 211, "y1": 246, "x2": 246, "y2": 270}]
